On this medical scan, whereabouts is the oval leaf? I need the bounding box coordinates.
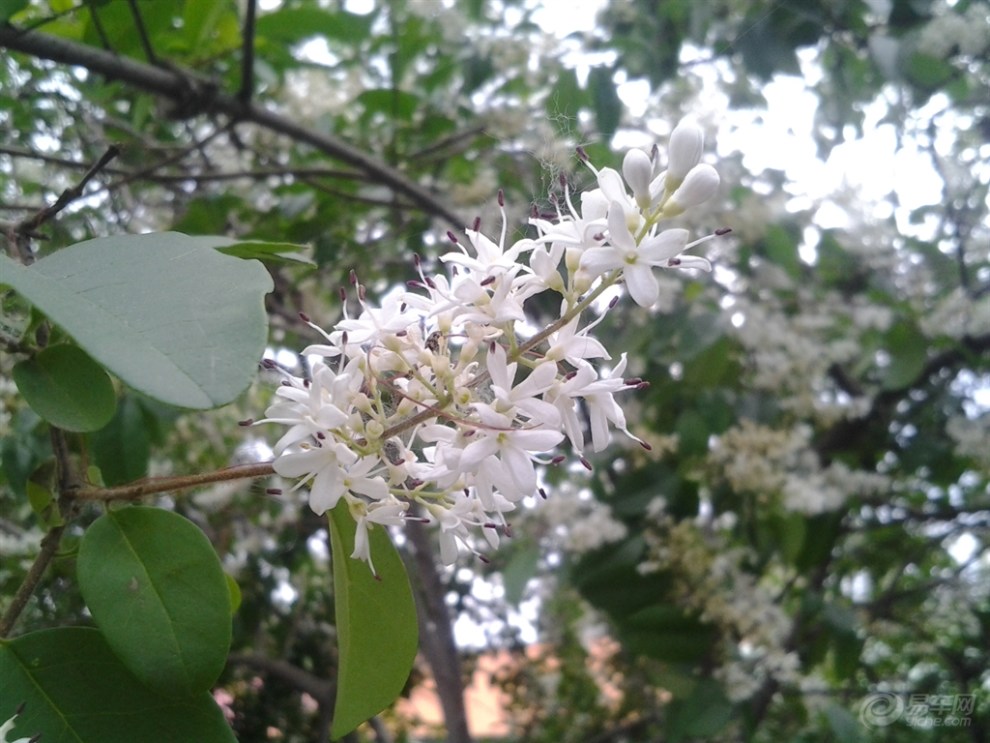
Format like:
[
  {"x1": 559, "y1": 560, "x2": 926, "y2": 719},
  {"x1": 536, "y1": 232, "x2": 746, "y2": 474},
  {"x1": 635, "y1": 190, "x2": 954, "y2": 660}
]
[
  {"x1": 0, "y1": 234, "x2": 273, "y2": 408},
  {"x1": 12, "y1": 344, "x2": 116, "y2": 432},
  {"x1": 0, "y1": 627, "x2": 235, "y2": 743},
  {"x1": 77, "y1": 506, "x2": 232, "y2": 697},
  {"x1": 328, "y1": 505, "x2": 418, "y2": 740}
]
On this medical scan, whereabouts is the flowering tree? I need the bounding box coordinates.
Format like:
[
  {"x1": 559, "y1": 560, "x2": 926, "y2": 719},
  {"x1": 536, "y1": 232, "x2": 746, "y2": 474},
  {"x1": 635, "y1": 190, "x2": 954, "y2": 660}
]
[{"x1": 1, "y1": 1, "x2": 988, "y2": 742}]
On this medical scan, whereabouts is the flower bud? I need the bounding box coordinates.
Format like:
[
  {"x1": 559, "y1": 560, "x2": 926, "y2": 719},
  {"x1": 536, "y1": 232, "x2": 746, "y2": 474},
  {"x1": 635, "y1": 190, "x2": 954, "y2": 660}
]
[
  {"x1": 622, "y1": 148, "x2": 654, "y2": 209},
  {"x1": 663, "y1": 163, "x2": 719, "y2": 216},
  {"x1": 667, "y1": 119, "x2": 705, "y2": 184}
]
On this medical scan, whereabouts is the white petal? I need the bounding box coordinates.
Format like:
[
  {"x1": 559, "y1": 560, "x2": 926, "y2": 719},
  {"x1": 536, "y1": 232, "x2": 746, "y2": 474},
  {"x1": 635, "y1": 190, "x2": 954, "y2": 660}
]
[
  {"x1": 668, "y1": 119, "x2": 704, "y2": 181},
  {"x1": 596, "y1": 168, "x2": 628, "y2": 204},
  {"x1": 623, "y1": 264, "x2": 659, "y2": 307},
  {"x1": 502, "y1": 444, "x2": 537, "y2": 495},
  {"x1": 622, "y1": 148, "x2": 654, "y2": 203},
  {"x1": 667, "y1": 164, "x2": 719, "y2": 212},
  {"x1": 606, "y1": 201, "x2": 636, "y2": 251},
  {"x1": 580, "y1": 246, "x2": 622, "y2": 276}
]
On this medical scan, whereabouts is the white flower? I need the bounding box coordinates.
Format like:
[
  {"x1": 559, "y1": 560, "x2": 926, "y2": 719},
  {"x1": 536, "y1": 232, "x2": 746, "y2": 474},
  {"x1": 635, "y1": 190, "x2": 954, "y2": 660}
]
[
  {"x1": 667, "y1": 118, "x2": 705, "y2": 183},
  {"x1": 581, "y1": 354, "x2": 641, "y2": 452},
  {"x1": 261, "y1": 363, "x2": 353, "y2": 455},
  {"x1": 273, "y1": 439, "x2": 359, "y2": 514},
  {"x1": 487, "y1": 343, "x2": 561, "y2": 424},
  {"x1": 622, "y1": 148, "x2": 655, "y2": 209},
  {"x1": 459, "y1": 405, "x2": 563, "y2": 498},
  {"x1": 0, "y1": 710, "x2": 34, "y2": 743},
  {"x1": 259, "y1": 121, "x2": 723, "y2": 568},
  {"x1": 337, "y1": 292, "x2": 415, "y2": 347},
  {"x1": 544, "y1": 315, "x2": 610, "y2": 365},
  {"x1": 349, "y1": 497, "x2": 408, "y2": 576},
  {"x1": 581, "y1": 202, "x2": 689, "y2": 307},
  {"x1": 663, "y1": 163, "x2": 720, "y2": 216}
]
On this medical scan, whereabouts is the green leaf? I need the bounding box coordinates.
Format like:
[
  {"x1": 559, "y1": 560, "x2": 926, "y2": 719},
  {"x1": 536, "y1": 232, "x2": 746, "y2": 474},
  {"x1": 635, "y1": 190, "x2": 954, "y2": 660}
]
[
  {"x1": 255, "y1": 7, "x2": 374, "y2": 44},
  {"x1": 822, "y1": 703, "x2": 864, "y2": 743},
  {"x1": 328, "y1": 505, "x2": 417, "y2": 740},
  {"x1": 763, "y1": 223, "x2": 802, "y2": 278},
  {"x1": 76, "y1": 506, "x2": 232, "y2": 697},
  {"x1": 89, "y1": 395, "x2": 151, "y2": 486},
  {"x1": 905, "y1": 52, "x2": 955, "y2": 90},
  {"x1": 623, "y1": 605, "x2": 716, "y2": 663},
  {"x1": 225, "y1": 573, "x2": 242, "y2": 615},
  {"x1": 769, "y1": 511, "x2": 806, "y2": 564},
  {"x1": 212, "y1": 238, "x2": 316, "y2": 266},
  {"x1": 357, "y1": 89, "x2": 421, "y2": 122},
  {"x1": 0, "y1": 627, "x2": 236, "y2": 743},
  {"x1": 667, "y1": 678, "x2": 733, "y2": 740},
  {"x1": 12, "y1": 344, "x2": 116, "y2": 432},
  {"x1": 502, "y1": 542, "x2": 540, "y2": 606},
  {"x1": 882, "y1": 320, "x2": 927, "y2": 390},
  {"x1": 0, "y1": 0, "x2": 29, "y2": 23},
  {"x1": 588, "y1": 66, "x2": 622, "y2": 143},
  {"x1": 0, "y1": 233, "x2": 272, "y2": 408}
]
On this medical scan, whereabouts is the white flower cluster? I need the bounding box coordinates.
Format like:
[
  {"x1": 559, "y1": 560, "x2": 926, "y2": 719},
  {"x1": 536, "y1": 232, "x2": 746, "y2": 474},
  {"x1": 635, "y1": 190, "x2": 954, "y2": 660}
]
[
  {"x1": 638, "y1": 510, "x2": 800, "y2": 702},
  {"x1": 708, "y1": 421, "x2": 891, "y2": 514},
  {"x1": 258, "y1": 121, "x2": 723, "y2": 572},
  {"x1": 916, "y1": 1, "x2": 990, "y2": 59}
]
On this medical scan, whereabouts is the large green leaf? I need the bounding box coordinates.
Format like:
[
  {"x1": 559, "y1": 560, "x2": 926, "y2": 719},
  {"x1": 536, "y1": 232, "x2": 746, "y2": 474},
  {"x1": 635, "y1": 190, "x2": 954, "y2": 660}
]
[
  {"x1": 76, "y1": 507, "x2": 232, "y2": 697},
  {"x1": 328, "y1": 505, "x2": 417, "y2": 740},
  {"x1": 12, "y1": 343, "x2": 116, "y2": 432},
  {"x1": 0, "y1": 233, "x2": 272, "y2": 409},
  {"x1": 0, "y1": 627, "x2": 235, "y2": 743}
]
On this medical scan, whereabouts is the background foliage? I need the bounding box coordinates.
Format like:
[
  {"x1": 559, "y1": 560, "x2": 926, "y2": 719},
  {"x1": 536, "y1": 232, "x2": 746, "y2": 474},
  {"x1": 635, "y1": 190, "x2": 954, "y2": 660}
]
[{"x1": 1, "y1": 0, "x2": 988, "y2": 741}]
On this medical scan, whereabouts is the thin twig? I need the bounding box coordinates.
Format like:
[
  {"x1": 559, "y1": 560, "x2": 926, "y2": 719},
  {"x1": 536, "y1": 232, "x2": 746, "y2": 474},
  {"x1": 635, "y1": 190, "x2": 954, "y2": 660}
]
[
  {"x1": 70, "y1": 461, "x2": 276, "y2": 502},
  {"x1": 102, "y1": 125, "x2": 230, "y2": 193},
  {"x1": 0, "y1": 26, "x2": 467, "y2": 228},
  {"x1": 239, "y1": 0, "x2": 257, "y2": 104},
  {"x1": 0, "y1": 524, "x2": 67, "y2": 637},
  {"x1": 126, "y1": 0, "x2": 158, "y2": 64},
  {"x1": 17, "y1": 145, "x2": 120, "y2": 235}
]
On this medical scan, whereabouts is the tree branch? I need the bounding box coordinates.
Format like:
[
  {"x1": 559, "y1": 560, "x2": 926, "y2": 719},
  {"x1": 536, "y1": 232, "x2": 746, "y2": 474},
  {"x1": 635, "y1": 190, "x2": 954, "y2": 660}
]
[
  {"x1": 403, "y1": 520, "x2": 473, "y2": 743},
  {"x1": 817, "y1": 332, "x2": 990, "y2": 463},
  {"x1": 0, "y1": 25, "x2": 467, "y2": 229},
  {"x1": 239, "y1": 0, "x2": 257, "y2": 104},
  {"x1": 69, "y1": 461, "x2": 276, "y2": 502},
  {"x1": 6, "y1": 145, "x2": 120, "y2": 259},
  {"x1": 227, "y1": 652, "x2": 334, "y2": 701},
  {"x1": 0, "y1": 523, "x2": 67, "y2": 637}
]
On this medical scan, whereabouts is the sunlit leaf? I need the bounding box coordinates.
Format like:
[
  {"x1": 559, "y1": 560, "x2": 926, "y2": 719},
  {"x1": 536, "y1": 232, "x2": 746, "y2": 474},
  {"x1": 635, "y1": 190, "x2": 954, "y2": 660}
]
[{"x1": 0, "y1": 234, "x2": 272, "y2": 409}]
